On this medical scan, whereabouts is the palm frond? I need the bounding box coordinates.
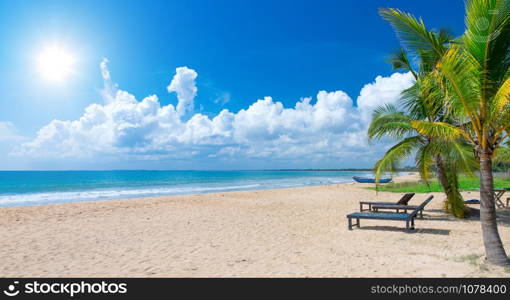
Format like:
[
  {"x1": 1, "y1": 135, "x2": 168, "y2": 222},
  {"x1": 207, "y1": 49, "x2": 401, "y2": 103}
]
[
  {"x1": 410, "y1": 120, "x2": 464, "y2": 139},
  {"x1": 494, "y1": 146, "x2": 510, "y2": 164},
  {"x1": 440, "y1": 139, "x2": 478, "y2": 176},
  {"x1": 415, "y1": 142, "x2": 435, "y2": 183},
  {"x1": 438, "y1": 28, "x2": 455, "y2": 43},
  {"x1": 489, "y1": 75, "x2": 510, "y2": 124},
  {"x1": 442, "y1": 167, "x2": 467, "y2": 218},
  {"x1": 373, "y1": 135, "x2": 425, "y2": 185},
  {"x1": 379, "y1": 8, "x2": 447, "y2": 71},
  {"x1": 437, "y1": 45, "x2": 482, "y2": 136},
  {"x1": 463, "y1": 0, "x2": 510, "y2": 97},
  {"x1": 399, "y1": 81, "x2": 429, "y2": 120},
  {"x1": 387, "y1": 49, "x2": 418, "y2": 79},
  {"x1": 368, "y1": 104, "x2": 414, "y2": 141}
]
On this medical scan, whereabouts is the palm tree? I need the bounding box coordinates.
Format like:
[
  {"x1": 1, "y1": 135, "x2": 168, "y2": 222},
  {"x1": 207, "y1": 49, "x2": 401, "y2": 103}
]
[
  {"x1": 390, "y1": 0, "x2": 510, "y2": 266},
  {"x1": 372, "y1": 11, "x2": 474, "y2": 217},
  {"x1": 369, "y1": 79, "x2": 474, "y2": 218}
]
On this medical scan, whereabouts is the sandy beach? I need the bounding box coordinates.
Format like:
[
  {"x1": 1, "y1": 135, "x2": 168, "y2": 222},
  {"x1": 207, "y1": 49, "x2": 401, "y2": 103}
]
[{"x1": 1, "y1": 173, "x2": 509, "y2": 277}]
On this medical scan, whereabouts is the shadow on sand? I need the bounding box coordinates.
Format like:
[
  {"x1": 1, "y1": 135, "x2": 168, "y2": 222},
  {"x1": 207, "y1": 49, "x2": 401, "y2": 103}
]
[
  {"x1": 347, "y1": 206, "x2": 510, "y2": 234},
  {"x1": 423, "y1": 207, "x2": 510, "y2": 227},
  {"x1": 356, "y1": 226, "x2": 450, "y2": 235}
]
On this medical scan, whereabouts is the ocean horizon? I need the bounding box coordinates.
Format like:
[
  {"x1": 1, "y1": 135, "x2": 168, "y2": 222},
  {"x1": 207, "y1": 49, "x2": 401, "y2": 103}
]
[{"x1": 0, "y1": 170, "x2": 393, "y2": 207}]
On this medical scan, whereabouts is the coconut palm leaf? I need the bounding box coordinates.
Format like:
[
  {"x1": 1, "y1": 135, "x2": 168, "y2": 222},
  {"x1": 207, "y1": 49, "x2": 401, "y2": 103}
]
[
  {"x1": 373, "y1": 135, "x2": 426, "y2": 184},
  {"x1": 494, "y1": 146, "x2": 510, "y2": 163},
  {"x1": 463, "y1": 0, "x2": 510, "y2": 98},
  {"x1": 437, "y1": 139, "x2": 478, "y2": 176},
  {"x1": 400, "y1": 81, "x2": 429, "y2": 120},
  {"x1": 437, "y1": 46, "x2": 482, "y2": 130},
  {"x1": 490, "y1": 76, "x2": 510, "y2": 135},
  {"x1": 388, "y1": 49, "x2": 418, "y2": 79},
  {"x1": 379, "y1": 8, "x2": 448, "y2": 72},
  {"x1": 414, "y1": 140, "x2": 435, "y2": 183},
  {"x1": 368, "y1": 104, "x2": 414, "y2": 141},
  {"x1": 410, "y1": 120, "x2": 464, "y2": 139}
]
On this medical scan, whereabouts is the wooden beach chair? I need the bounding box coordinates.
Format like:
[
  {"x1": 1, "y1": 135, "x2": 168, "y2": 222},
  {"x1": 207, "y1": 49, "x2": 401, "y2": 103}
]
[
  {"x1": 358, "y1": 193, "x2": 415, "y2": 212},
  {"x1": 493, "y1": 188, "x2": 509, "y2": 208},
  {"x1": 347, "y1": 195, "x2": 434, "y2": 231},
  {"x1": 464, "y1": 188, "x2": 510, "y2": 208},
  {"x1": 371, "y1": 202, "x2": 425, "y2": 218}
]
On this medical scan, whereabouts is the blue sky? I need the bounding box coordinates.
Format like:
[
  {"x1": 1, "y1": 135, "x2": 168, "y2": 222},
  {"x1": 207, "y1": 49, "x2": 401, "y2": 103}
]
[{"x1": 0, "y1": 0, "x2": 465, "y2": 170}]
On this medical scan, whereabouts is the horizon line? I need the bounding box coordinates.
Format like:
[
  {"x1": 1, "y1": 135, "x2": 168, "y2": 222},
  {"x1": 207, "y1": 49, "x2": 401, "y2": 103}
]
[{"x1": 0, "y1": 168, "x2": 413, "y2": 172}]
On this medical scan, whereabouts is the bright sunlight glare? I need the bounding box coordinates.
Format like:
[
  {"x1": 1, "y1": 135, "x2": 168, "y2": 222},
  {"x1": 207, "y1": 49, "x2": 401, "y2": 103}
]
[{"x1": 37, "y1": 46, "x2": 75, "y2": 82}]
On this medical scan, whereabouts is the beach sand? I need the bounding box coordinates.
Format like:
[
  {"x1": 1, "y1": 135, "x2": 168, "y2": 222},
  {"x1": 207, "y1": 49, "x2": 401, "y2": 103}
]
[{"x1": 1, "y1": 173, "x2": 509, "y2": 277}]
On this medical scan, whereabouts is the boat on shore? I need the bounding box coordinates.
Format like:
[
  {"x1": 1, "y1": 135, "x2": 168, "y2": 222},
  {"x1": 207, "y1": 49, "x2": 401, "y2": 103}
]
[{"x1": 352, "y1": 176, "x2": 392, "y2": 183}]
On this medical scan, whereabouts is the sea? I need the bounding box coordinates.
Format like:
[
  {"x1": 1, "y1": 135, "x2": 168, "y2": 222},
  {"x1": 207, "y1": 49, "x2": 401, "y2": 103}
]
[{"x1": 0, "y1": 170, "x2": 384, "y2": 207}]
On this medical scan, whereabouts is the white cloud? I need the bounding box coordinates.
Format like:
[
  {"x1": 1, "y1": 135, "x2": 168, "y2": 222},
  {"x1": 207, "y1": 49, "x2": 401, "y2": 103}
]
[
  {"x1": 214, "y1": 92, "x2": 231, "y2": 105},
  {"x1": 0, "y1": 122, "x2": 27, "y2": 169},
  {"x1": 0, "y1": 122, "x2": 24, "y2": 143},
  {"x1": 16, "y1": 60, "x2": 414, "y2": 168},
  {"x1": 356, "y1": 72, "x2": 415, "y2": 122},
  {"x1": 167, "y1": 66, "x2": 198, "y2": 116},
  {"x1": 99, "y1": 58, "x2": 119, "y2": 104}
]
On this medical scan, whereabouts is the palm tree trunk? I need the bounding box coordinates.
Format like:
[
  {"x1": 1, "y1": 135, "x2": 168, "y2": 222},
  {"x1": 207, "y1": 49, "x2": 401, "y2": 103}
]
[
  {"x1": 479, "y1": 152, "x2": 509, "y2": 266},
  {"x1": 435, "y1": 155, "x2": 450, "y2": 193},
  {"x1": 435, "y1": 155, "x2": 466, "y2": 217}
]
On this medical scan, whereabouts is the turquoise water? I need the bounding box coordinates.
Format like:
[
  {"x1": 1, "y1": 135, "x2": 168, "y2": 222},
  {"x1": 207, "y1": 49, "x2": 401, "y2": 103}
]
[{"x1": 0, "y1": 170, "x2": 378, "y2": 207}]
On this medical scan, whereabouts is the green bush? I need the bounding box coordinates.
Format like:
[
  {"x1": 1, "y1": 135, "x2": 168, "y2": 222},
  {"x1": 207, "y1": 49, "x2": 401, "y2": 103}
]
[{"x1": 367, "y1": 176, "x2": 510, "y2": 193}]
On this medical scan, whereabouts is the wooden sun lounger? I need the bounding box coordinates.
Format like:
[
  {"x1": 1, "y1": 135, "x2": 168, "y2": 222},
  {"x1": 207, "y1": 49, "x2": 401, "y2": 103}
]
[
  {"x1": 358, "y1": 193, "x2": 415, "y2": 212},
  {"x1": 347, "y1": 196, "x2": 433, "y2": 231},
  {"x1": 371, "y1": 204, "x2": 423, "y2": 218},
  {"x1": 494, "y1": 189, "x2": 509, "y2": 208},
  {"x1": 465, "y1": 188, "x2": 509, "y2": 208}
]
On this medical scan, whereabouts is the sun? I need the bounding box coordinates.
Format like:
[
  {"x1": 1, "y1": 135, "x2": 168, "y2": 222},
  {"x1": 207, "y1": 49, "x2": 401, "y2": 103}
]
[{"x1": 37, "y1": 46, "x2": 75, "y2": 81}]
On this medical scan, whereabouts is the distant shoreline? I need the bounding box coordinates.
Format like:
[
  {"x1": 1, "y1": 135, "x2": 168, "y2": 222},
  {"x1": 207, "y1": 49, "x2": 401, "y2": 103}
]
[
  {"x1": 233, "y1": 169, "x2": 415, "y2": 172},
  {"x1": 0, "y1": 168, "x2": 416, "y2": 172},
  {"x1": 1, "y1": 170, "x2": 393, "y2": 208}
]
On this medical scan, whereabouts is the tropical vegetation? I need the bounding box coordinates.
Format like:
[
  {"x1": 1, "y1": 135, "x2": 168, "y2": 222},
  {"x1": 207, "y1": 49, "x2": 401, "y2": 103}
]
[
  {"x1": 368, "y1": 175, "x2": 510, "y2": 193},
  {"x1": 373, "y1": 0, "x2": 510, "y2": 266},
  {"x1": 369, "y1": 11, "x2": 475, "y2": 218}
]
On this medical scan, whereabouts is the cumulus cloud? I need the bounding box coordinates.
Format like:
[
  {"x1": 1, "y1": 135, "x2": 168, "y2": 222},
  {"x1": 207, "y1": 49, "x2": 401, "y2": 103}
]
[
  {"x1": 356, "y1": 72, "x2": 415, "y2": 122},
  {"x1": 167, "y1": 67, "x2": 198, "y2": 116},
  {"x1": 16, "y1": 59, "x2": 414, "y2": 168},
  {"x1": 99, "y1": 58, "x2": 119, "y2": 104}
]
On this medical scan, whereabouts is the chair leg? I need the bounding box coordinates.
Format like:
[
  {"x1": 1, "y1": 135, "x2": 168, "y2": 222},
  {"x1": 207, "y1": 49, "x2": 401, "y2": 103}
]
[
  {"x1": 495, "y1": 192, "x2": 505, "y2": 208},
  {"x1": 357, "y1": 218, "x2": 360, "y2": 228},
  {"x1": 348, "y1": 218, "x2": 352, "y2": 230},
  {"x1": 405, "y1": 219, "x2": 415, "y2": 231},
  {"x1": 420, "y1": 209, "x2": 423, "y2": 219}
]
